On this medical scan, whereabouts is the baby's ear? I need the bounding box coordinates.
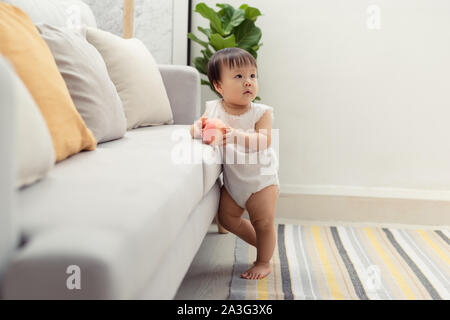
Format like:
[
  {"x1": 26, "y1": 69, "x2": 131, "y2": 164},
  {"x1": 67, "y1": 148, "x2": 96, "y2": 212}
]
[{"x1": 212, "y1": 81, "x2": 223, "y2": 95}]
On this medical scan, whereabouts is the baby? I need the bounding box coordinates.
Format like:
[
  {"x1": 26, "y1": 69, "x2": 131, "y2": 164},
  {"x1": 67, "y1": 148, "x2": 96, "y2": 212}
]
[{"x1": 190, "y1": 48, "x2": 280, "y2": 280}]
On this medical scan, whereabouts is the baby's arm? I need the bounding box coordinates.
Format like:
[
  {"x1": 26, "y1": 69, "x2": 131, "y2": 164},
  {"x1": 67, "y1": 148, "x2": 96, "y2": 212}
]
[
  {"x1": 226, "y1": 110, "x2": 272, "y2": 152},
  {"x1": 190, "y1": 111, "x2": 208, "y2": 139}
]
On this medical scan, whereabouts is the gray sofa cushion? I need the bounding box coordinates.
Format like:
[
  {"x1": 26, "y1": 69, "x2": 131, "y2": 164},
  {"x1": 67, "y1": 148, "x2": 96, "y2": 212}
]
[
  {"x1": 158, "y1": 65, "x2": 201, "y2": 125},
  {"x1": 8, "y1": 126, "x2": 216, "y2": 298},
  {"x1": 0, "y1": 53, "x2": 17, "y2": 279},
  {"x1": 201, "y1": 148, "x2": 223, "y2": 196},
  {"x1": 3, "y1": 181, "x2": 221, "y2": 299},
  {"x1": 36, "y1": 24, "x2": 127, "y2": 143},
  {"x1": 18, "y1": 126, "x2": 206, "y2": 236}
]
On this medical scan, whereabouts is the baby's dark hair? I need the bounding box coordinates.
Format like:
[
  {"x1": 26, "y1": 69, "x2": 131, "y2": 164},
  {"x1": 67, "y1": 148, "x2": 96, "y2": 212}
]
[{"x1": 206, "y1": 48, "x2": 257, "y2": 94}]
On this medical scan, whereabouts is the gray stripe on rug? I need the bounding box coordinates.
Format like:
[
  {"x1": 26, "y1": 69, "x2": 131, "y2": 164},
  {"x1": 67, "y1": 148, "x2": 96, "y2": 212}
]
[
  {"x1": 330, "y1": 226, "x2": 369, "y2": 300},
  {"x1": 346, "y1": 226, "x2": 393, "y2": 299},
  {"x1": 399, "y1": 229, "x2": 450, "y2": 290},
  {"x1": 278, "y1": 224, "x2": 293, "y2": 300},
  {"x1": 435, "y1": 230, "x2": 450, "y2": 245},
  {"x1": 229, "y1": 236, "x2": 249, "y2": 300},
  {"x1": 382, "y1": 228, "x2": 441, "y2": 300}
]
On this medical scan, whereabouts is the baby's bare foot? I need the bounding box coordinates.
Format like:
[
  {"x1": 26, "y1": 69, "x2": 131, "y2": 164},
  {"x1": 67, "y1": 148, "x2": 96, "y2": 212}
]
[{"x1": 241, "y1": 261, "x2": 271, "y2": 280}]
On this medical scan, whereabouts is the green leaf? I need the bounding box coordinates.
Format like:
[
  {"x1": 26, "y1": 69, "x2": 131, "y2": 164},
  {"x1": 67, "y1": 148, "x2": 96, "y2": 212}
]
[
  {"x1": 195, "y1": 3, "x2": 224, "y2": 36},
  {"x1": 216, "y1": 3, "x2": 234, "y2": 20},
  {"x1": 201, "y1": 47, "x2": 213, "y2": 59},
  {"x1": 193, "y1": 57, "x2": 208, "y2": 75},
  {"x1": 234, "y1": 19, "x2": 262, "y2": 50},
  {"x1": 216, "y1": 4, "x2": 245, "y2": 35},
  {"x1": 245, "y1": 7, "x2": 262, "y2": 22},
  {"x1": 251, "y1": 44, "x2": 261, "y2": 51},
  {"x1": 248, "y1": 48, "x2": 257, "y2": 59},
  {"x1": 239, "y1": 4, "x2": 262, "y2": 21},
  {"x1": 254, "y1": 96, "x2": 261, "y2": 101},
  {"x1": 224, "y1": 9, "x2": 246, "y2": 34},
  {"x1": 197, "y1": 26, "x2": 211, "y2": 39},
  {"x1": 210, "y1": 33, "x2": 236, "y2": 51},
  {"x1": 187, "y1": 32, "x2": 209, "y2": 48}
]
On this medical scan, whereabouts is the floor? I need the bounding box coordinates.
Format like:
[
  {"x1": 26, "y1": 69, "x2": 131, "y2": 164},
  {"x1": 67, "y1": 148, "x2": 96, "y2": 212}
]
[
  {"x1": 174, "y1": 217, "x2": 443, "y2": 300},
  {"x1": 174, "y1": 222, "x2": 235, "y2": 300}
]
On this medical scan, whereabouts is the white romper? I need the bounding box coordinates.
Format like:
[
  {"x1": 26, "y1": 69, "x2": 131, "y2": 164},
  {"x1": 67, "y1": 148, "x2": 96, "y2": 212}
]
[{"x1": 205, "y1": 99, "x2": 280, "y2": 209}]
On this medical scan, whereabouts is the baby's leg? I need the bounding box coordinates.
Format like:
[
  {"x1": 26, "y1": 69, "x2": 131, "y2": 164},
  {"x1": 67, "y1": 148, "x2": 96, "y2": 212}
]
[
  {"x1": 215, "y1": 213, "x2": 229, "y2": 234},
  {"x1": 217, "y1": 186, "x2": 257, "y2": 247},
  {"x1": 241, "y1": 184, "x2": 279, "y2": 280}
]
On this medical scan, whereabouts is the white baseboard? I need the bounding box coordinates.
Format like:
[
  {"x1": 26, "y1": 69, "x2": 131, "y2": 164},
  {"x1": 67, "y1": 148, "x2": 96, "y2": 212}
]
[
  {"x1": 277, "y1": 184, "x2": 450, "y2": 226},
  {"x1": 280, "y1": 184, "x2": 450, "y2": 201}
]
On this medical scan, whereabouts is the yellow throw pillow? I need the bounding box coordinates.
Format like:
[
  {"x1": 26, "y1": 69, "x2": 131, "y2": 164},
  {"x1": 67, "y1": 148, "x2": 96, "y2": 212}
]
[{"x1": 0, "y1": 3, "x2": 96, "y2": 162}]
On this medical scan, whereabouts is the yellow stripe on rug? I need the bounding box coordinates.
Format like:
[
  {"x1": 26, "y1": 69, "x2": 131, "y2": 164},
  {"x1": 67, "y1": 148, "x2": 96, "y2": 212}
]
[
  {"x1": 312, "y1": 226, "x2": 344, "y2": 300},
  {"x1": 257, "y1": 277, "x2": 268, "y2": 300},
  {"x1": 418, "y1": 230, "x2": 450, "y2": 265},
  {"x1": 364, "y1": 228, "x2": 416, "y2": 299}
]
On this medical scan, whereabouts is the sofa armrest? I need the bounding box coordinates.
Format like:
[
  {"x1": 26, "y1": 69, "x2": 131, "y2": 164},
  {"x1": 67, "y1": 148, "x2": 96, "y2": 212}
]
[
  {"x1": 0, "y1": 57, "x2": 18, "y2": 282},
  {"x1": 158, "y1": 64, "x2": 201, "y2": 125}
]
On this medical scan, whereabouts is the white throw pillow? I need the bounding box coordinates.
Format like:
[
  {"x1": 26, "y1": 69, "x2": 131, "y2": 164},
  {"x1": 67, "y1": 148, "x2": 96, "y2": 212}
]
[
  {"x1": 3, "y1": 58, "x2": 56, "y2": 188},
  {"x1": 85, "y1": 27, "x2": 174, "y2": 130}
]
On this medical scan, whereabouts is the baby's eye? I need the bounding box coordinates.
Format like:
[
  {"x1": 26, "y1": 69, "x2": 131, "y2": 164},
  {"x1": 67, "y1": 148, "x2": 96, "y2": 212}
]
[
  {"x1": 251, "y1": 74, "x2": 256, "y2": 78},
  {"x1": 235, "y1": 74, "x2": 242, "y2": 78}
]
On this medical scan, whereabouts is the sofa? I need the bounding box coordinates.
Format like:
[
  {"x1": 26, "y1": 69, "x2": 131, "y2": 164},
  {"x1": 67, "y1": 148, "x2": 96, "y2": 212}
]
[{"x1": 0, "y1": 0, "x2": 222, "y2": 299}]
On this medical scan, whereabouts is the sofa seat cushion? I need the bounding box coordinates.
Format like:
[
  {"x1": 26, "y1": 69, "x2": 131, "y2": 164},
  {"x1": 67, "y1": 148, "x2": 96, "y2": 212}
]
[
  {"x1": 12, "y1": 125, "x2": 214, "y2": 298},
  {"x1": 201, "y1": 147, "x2": 223, "y2": 196}
]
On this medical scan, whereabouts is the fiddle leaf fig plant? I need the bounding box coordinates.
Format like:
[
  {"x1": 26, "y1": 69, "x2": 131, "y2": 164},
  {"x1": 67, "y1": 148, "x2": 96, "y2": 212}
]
[{"x1": 188, "y1": 2, "x2": 263, "y2": 100}]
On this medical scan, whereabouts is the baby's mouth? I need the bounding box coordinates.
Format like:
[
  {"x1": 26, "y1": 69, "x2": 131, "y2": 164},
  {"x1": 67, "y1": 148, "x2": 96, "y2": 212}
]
[{"x1": 244, "y1": 90, "x2": 252, "y2": 95}]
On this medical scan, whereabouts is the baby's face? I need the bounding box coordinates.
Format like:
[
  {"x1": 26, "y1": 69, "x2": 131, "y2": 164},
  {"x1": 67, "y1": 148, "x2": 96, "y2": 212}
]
[{"x1": 214, "y1": 64, "x2": 258, "y2": 106}]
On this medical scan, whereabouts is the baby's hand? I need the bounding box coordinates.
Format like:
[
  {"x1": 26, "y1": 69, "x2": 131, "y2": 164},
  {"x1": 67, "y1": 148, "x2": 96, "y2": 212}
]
[
  {"x1": 200, "y1": 116, "x2": 208, "y2": 129},
  {"x1": 202, "y1": 118, "x2": 231, "y2": 146},
  {"x1": 193, "y1": 116, "x2": 207, "y2": 139}
]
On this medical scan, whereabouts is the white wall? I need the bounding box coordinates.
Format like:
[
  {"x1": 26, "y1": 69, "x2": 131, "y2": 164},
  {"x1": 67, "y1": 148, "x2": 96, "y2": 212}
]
[
  {"x1": 191, "y1": 0, "x2": 450, "y2": 200},
  {"x1": 82, "y1": 0, "x2": 174, "y2": 64},
  {"x1": 83, "y1": 0, "x2": 189, "y2": 65},
  {"x1": 172, "y1": 0, "x2": 189, "y2": 65}
]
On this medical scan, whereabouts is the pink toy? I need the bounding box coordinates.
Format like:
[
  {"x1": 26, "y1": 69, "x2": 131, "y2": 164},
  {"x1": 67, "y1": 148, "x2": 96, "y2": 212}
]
[{"x1": 202, "y1": 118, "x2": 228, "y2": 146}]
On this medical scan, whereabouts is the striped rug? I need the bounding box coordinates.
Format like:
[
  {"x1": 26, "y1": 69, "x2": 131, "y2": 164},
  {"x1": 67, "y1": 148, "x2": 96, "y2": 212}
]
[{"x1": 230, "y1": 224, "x2": 450, "y2": 300}]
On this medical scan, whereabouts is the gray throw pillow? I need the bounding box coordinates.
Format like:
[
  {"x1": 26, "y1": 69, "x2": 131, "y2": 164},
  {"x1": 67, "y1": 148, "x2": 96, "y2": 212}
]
[{"x1": 36, "y1": 23, "x2": 126, "y2": 143}]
